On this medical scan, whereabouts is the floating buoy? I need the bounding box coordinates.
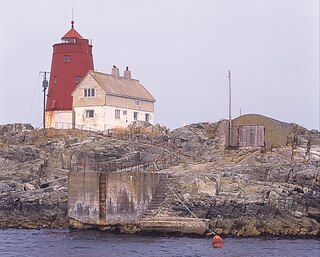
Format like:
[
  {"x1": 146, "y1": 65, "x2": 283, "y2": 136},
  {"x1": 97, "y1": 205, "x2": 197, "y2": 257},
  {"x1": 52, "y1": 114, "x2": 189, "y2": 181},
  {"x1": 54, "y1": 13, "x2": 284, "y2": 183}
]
[{"x1": 212, "y1": 235, "x2": 224, "y2": 248}]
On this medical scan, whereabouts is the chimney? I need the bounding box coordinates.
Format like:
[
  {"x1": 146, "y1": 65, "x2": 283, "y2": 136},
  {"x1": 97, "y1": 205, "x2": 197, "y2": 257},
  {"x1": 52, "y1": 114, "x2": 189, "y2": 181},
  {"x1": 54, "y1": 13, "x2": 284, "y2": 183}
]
[
  {"x1": 123, "y1": 66, "x2": 131, "y2": 79},
  {"x1": 111, "y1": 65, "x2": 119, "y2": 77}
]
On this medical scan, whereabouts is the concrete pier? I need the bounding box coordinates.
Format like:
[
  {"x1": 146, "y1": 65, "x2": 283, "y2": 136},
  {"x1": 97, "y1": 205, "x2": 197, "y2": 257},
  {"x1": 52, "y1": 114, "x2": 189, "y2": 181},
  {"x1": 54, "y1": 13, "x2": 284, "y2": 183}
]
[{"x1": 68, "y1": 172, "x2": 160, "y2": 226}]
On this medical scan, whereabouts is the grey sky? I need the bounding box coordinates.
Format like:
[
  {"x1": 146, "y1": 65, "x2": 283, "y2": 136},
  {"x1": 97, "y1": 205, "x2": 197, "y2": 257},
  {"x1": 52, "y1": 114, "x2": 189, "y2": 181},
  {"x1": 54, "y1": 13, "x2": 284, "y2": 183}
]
[{"x1": 0, "y1": 0, "x2": 319, "y2": 130}]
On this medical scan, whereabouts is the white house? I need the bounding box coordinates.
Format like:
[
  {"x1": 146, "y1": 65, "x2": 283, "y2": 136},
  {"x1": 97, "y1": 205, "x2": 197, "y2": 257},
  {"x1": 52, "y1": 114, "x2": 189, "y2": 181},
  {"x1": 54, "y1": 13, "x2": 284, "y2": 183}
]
[{"x1": 71, "y1": 66, "x2": 156, "y2": 131}]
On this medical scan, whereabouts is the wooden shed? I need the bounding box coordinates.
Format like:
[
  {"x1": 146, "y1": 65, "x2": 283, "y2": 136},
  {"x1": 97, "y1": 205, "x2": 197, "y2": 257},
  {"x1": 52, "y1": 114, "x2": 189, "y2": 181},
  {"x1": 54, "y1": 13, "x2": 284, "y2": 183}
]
[{"x1": 229, "y1": 114, "x2": 293, "y2": 148}]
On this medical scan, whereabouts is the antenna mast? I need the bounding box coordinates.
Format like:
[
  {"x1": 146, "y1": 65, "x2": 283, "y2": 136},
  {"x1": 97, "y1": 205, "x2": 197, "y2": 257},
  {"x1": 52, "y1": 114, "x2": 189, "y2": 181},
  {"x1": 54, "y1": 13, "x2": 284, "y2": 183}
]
[
  {"x1": 228, "y1": 70, "x2": 232, "y2": 147},
  {"x1": 39, "y1": 71, "x2": 49, "y2": 131}
]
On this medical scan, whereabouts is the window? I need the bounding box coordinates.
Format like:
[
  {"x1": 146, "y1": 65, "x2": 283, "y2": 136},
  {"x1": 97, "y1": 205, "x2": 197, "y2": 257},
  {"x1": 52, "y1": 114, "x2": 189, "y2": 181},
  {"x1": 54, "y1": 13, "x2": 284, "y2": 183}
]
[
  {"x1": 85, "y1": 110, "x2": 94, "y2": 118},
  {"x1": 135, "y1": 100, "x2": 140, "y2": 106},
  {"x1": 115, "y1": 109, "x2": 120, "y2": 119},
  {"x1": 64, "y1": 55, "x2": 70, "y2": 63},
  {"x1": 63, "y1": 38, "x2": 76, "y2": 43},
  {"x1": 84, "y1": 88, "x2": 95, "y2": 97},
  {"x1": 123, "y1": 110, "x2": 127, "y2": 115},
  {"x1": 133, "y1": 112, "x2": 138, "y2": 121},
  {"x1": 145, "y1": 114, "x2": 150, "y2": 122},
  {"x1": 75, "y1": 76, "x2": 81, "y2": 84},
  {"x1": 54, "y1": 76, "x2": 57, "y2": 84}
]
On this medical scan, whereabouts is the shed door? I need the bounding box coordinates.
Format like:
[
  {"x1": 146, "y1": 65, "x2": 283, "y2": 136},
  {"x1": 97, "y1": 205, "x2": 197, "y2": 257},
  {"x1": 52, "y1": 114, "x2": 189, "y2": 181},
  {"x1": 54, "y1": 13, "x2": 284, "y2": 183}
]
[{"x1": 238, "y1": 125, "x2": 265, "y2": 147}]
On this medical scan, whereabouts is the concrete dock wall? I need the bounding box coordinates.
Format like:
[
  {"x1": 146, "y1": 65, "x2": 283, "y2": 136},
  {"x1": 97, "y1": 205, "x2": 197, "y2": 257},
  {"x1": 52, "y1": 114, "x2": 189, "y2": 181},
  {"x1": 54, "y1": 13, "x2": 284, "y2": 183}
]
[
  {"x1": 68, "y1": 173, "x2": 100, "y2": 223},
  {"x1": 68, "y1": 172, "x2": 160, "y2": 225}
]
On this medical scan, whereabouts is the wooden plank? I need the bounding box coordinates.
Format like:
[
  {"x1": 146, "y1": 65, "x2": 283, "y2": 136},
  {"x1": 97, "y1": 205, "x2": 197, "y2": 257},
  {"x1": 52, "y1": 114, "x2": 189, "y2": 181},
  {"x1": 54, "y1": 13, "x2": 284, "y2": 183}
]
[{"x1": 238, "y1": 125, "x2": 265, "y2": 147}]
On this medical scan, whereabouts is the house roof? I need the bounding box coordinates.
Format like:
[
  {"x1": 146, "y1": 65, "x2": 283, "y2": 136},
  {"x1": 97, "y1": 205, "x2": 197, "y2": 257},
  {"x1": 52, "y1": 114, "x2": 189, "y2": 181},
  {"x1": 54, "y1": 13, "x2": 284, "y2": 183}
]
[
  {"x1": 87, "y1": 70, "x2": 156, "y2": 102},
  {"x1": 61, "y1": 21, "x2": 83, "y2": 39}
]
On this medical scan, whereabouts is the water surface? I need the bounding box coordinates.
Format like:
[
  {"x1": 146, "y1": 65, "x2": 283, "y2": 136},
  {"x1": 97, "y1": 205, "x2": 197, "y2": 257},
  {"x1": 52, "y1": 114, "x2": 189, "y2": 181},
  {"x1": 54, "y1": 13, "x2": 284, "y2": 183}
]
[{"x1": 0, "y1": 229, "x2": 319, "y2": 257}]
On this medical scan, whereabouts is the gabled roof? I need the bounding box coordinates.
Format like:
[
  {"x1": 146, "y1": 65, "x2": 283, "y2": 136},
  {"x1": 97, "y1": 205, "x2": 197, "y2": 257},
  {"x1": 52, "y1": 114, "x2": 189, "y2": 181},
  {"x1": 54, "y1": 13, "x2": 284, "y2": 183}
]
[
  {"x1": 87, "y1": 70, "x2": 156, "y2": 102},
  {"x1": 61, "y1": 21, "x2": 83, "y2": 39}
]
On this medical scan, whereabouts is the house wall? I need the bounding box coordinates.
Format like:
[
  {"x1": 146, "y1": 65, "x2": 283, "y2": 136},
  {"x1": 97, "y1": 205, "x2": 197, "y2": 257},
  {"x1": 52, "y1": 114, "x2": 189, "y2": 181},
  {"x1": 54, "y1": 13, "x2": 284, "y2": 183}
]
[
  {"x1": 106, "y1": 94, "x2": 154, "y2": 112},
  {"x1": 73, "y1": 105, "x2": 105, "y2": 130},
  {"x1": 72, "y1": 74, "x2": 155, "y2": 131},
  {"x1": 73, "y1": 105, "x2": 154, "y2": 131},
  {"x1": 230, "y1": 114, "x2": 293, "y2": 147},
  {"x1": 72, "y1": 75, "x2": 105, "y2": 107}
]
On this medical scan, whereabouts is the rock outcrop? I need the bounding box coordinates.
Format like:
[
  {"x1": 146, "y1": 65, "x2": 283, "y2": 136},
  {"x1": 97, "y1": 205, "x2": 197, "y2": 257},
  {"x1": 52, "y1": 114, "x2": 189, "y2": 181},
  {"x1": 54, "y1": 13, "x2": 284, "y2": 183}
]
[
  {"x1": 160, "y1": 124, "x2": 320, "y2": 236},
  {"x1": 0, "y1": 122, "x2": 319, "y2": 236}
]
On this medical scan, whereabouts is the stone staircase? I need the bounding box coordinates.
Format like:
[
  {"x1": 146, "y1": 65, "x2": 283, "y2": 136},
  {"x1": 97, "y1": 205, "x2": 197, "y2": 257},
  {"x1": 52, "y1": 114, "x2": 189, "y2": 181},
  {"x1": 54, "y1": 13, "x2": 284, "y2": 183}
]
[
  {"x1": 141, "y1": 175, "x2": 178, "y2": 218},
  {"x1": 140, "y1": 175, "x2": 209, "y2": 235}
]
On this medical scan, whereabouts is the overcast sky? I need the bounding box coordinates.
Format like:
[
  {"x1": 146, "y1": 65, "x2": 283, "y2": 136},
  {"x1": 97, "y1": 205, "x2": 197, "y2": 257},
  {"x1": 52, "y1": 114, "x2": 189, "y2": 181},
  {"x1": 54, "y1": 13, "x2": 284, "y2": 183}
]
[{"x1": 0, "y1": 0, "x2": 319, "y2": 130}]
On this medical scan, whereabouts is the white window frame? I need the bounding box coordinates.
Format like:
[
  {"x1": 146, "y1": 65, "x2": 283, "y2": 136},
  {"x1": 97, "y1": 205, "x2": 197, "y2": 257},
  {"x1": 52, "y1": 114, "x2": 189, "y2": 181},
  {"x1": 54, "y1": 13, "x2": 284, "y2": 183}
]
[
  {"x1": 85, "y1": 110, "x2": 94, "y2": 118},
  {"x1": 84, "y1": 88, "x2": 95, "y2": 97},
  {"x1": 115, "y1": 109, "x2": 121, "y2": 119},
  {"x1": 133, "y1": 112, "x2": 138, "y2": 121},
  {"x1": 145, "y1": 113, "x2": 150, "y2": 122}
]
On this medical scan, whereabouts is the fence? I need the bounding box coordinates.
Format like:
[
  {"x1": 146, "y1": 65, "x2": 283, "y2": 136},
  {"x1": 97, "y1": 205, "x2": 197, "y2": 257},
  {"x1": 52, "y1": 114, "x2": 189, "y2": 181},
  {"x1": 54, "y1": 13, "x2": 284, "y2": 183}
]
[
  {"x1": 55, "y1": 122, "x2": 101, "y2": 132},
  {"x1": 54, "y1": 122, "x2": 198, "y2": 173},
  {"x1": 70, "y1": 158, "x2": 177, "y2": 173}
]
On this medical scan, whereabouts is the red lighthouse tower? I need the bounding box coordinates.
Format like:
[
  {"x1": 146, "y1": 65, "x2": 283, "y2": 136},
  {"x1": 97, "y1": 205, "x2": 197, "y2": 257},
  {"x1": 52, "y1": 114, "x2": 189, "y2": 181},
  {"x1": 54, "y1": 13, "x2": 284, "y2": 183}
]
[{"x1": 45, "y1": 21, "x2": 94, "y2": 128}]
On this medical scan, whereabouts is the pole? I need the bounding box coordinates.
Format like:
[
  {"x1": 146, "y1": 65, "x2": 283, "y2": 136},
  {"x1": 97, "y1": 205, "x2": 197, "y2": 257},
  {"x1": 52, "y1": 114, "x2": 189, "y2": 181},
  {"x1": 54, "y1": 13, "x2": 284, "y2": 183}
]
[
  {"x1": 43, "y1": 72, "x2": 46, "y2": 129},
  {"x1": 228, "y1": 70, "x2": 232, "y2": 147},
  {"x1": 40, "y1": 71, "x2": 49, "y2": 131}
]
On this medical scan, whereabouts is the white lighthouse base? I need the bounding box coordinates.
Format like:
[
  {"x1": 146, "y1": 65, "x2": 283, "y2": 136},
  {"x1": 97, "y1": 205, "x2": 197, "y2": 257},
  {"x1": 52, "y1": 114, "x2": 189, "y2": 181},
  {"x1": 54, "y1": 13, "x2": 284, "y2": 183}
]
[{"x1": 45, "y1": 110, "x2": 73, "y2": 129}]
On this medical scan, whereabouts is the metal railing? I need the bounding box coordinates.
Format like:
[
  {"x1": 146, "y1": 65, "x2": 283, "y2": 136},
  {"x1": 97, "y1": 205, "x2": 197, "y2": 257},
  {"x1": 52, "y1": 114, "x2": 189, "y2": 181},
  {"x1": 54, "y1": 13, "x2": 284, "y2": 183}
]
[
  {"x1": 52, "y1": 122, "x2": 198, "y2": 173},
  {"x1": 70, "y1": 158, "x2": 177, "y2": 173}
]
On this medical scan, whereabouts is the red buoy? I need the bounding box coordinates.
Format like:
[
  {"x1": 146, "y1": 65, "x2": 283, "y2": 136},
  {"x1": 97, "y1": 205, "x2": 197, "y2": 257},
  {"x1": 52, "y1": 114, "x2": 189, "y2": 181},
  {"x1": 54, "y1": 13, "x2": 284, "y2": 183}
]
[{"x1": 212, "y1": 235, "x2": 224, "y2": 248}]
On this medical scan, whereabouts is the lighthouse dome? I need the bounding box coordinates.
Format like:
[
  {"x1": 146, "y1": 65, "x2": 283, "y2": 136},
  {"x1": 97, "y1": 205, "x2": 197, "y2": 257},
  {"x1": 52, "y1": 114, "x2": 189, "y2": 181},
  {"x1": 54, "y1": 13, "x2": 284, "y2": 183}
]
[{"x1": 61, "y1": 21, "x2": 83, "y2": 43}]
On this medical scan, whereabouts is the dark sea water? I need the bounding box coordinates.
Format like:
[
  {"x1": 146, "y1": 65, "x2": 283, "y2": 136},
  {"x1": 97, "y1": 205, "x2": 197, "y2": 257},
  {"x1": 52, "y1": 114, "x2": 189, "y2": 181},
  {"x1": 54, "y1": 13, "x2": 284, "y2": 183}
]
[{"x1": 0, "y1": 229, "x2": 319, "y2": 257}]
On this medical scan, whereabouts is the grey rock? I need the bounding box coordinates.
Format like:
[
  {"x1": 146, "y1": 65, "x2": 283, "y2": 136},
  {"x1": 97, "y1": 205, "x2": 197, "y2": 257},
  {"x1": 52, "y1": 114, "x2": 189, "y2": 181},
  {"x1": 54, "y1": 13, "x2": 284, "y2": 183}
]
[{"x1": 0, "y1": 122, "x2": 319, "y2": 236}]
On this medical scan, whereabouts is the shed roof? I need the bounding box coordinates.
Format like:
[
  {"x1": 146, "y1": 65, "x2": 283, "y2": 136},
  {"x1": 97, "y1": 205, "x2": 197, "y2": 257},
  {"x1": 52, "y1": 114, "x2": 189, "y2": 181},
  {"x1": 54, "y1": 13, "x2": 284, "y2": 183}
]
[
  {"x1": 86, "y1": 70, "x2": 156, "y2": 102},
  {"x1": 232, "y1": 114, "x2": 290, "y2": 125}
]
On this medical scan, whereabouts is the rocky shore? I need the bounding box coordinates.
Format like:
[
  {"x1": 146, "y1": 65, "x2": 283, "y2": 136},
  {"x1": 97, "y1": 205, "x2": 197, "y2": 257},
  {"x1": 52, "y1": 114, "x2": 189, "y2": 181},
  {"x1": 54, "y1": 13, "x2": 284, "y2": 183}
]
[{"x1": 0, "y1": 122, "x2": 319, "y2": 237}]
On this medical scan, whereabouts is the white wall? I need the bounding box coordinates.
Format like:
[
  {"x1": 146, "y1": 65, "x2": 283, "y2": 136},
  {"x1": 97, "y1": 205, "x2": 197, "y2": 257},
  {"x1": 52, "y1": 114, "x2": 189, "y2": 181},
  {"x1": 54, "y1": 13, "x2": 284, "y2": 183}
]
[
  {"x1": 73, "y1": 105, "x2": 154, "y2": 131},
  {"x1": 45, "y1": 110, "x2": 72, "y2": 129}
]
